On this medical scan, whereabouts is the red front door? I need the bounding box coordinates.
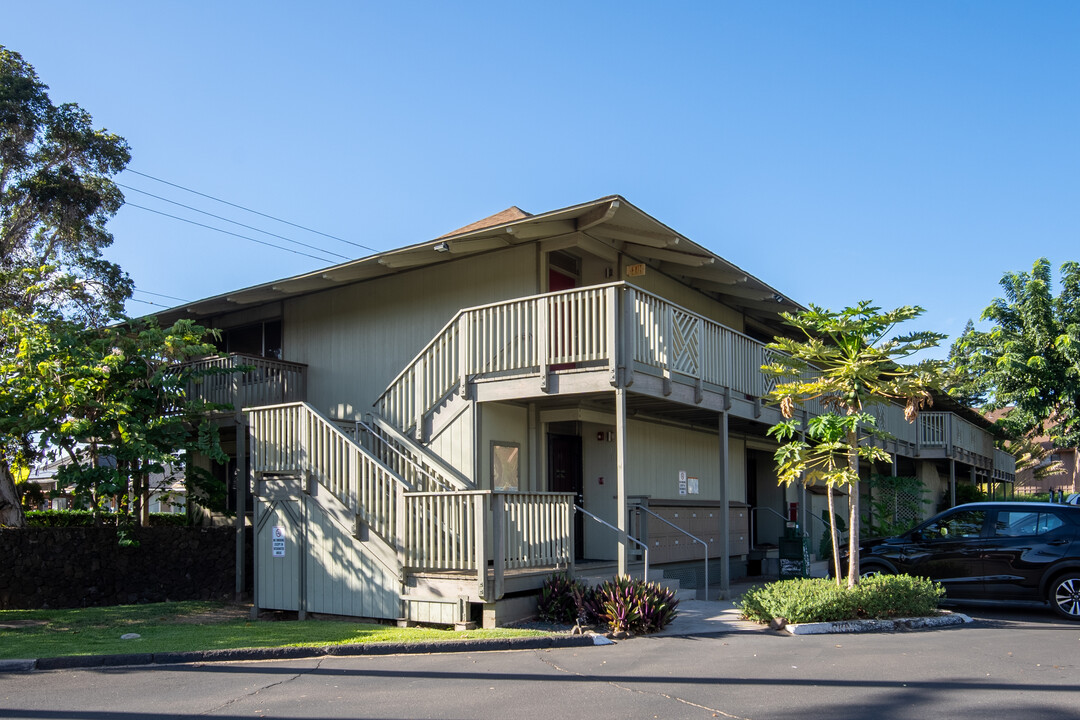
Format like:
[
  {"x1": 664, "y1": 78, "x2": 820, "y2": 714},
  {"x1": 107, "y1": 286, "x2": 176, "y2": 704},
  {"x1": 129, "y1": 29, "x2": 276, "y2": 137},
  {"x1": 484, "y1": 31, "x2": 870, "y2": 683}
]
[{"x1": 548, "y1": 269, "x2": 576, "y2": 370}]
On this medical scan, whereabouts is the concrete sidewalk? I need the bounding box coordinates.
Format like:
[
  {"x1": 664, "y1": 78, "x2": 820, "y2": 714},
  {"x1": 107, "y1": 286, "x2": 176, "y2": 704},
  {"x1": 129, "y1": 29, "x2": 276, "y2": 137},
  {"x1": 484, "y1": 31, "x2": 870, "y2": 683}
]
[{"x1": 650, "y1": 579, "x2": 768, "y2": 637}]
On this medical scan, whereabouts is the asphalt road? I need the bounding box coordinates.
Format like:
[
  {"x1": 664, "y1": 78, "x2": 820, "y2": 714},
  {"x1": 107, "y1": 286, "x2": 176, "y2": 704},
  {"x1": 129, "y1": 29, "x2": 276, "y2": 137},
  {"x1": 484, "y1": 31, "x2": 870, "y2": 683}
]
[{"x1": 1, "y1": 606, "x2": 1077, "y2": 720}]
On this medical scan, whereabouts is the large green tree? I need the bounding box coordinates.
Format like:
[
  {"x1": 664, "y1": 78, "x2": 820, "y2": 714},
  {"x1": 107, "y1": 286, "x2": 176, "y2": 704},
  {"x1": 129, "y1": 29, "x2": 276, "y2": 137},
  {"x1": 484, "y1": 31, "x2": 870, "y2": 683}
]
[
  {"x1": 0, "y1": 46, "x2": 133, "y2": 525},
  {"x1": 2, "y1": 274, "x2": 230, "y2": 526},
  {"x1": 952, "y1": 258, "x2": 1080, "y2": 450},
  {"x1": 763, "y1": 302, "x2": 944, "y2": 587}
]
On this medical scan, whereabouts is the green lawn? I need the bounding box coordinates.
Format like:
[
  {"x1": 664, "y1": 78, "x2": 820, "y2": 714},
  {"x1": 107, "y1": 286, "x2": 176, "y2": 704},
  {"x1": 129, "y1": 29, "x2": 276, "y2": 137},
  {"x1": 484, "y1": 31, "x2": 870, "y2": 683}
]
[{"x1": 0, "y1": 601, "x2": 549, "y2": 660}]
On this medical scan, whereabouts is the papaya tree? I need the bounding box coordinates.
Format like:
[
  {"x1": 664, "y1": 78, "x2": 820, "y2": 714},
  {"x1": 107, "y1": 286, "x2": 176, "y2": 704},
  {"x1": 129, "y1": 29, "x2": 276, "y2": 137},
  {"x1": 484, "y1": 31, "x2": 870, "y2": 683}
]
[{"x1": 763, "y1": 302, "x2": 945, "y2": 587}]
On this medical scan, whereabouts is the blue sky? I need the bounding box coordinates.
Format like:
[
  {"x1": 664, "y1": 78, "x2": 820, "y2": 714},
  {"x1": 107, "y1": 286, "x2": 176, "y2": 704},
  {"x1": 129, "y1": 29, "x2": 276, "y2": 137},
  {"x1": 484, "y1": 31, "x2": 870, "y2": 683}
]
[{"x1": 6, "y1": 2, "x2": 1079, "y2": 356}]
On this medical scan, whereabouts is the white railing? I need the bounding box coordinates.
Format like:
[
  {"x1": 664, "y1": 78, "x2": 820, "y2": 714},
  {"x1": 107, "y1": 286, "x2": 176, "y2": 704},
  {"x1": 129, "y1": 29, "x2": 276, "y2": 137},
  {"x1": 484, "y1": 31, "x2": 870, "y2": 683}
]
[
  {"x1": 181, "y1": 354, "x2": 307, "y2": 410},
  {"x1": 951, "y1": 413, "x2": 995, "y2": 458},
  {"x1": 362, "y1": 415, "x2": 473, "y2": 492},
  {"x1": 402, "y1": 491, "x2": 483, "y2": 570},
  {"x1": 377, "y1": 286, "x2": 616, "y2": 432},
  {"x1": 248, "y1": 402, "x2": 406, "y2": 543},
  {"x1": 993, "y1": 448, "x2": 1017, "y2": 481},
  {"x1": 918, "y1": 410, "x2": 998, "y2": 462},
  {"x1": 633, "y1": 290, "x2": 765, "y2": 397},
  {"x1": 501, "y1": 492, "x2": 573, "y2": 568},
  {"x1": 920, "y1": 411, "x2": 949, "y2": 448},
  {"x1": 376, "y1": 283, "x2": 779, "y2": 432},
  {"x1": 402, "y1": 490, "x2": 573, "y2": 574},
  {"x1": 248, "y1": 403, "x2": 572, "y2": 593}
]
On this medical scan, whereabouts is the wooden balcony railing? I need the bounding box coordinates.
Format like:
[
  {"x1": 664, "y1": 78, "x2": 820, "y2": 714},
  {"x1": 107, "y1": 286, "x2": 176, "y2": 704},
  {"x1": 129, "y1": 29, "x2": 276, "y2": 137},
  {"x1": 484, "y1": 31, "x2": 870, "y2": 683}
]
[
  {"x1": 918, "y1": 411, "x2": 997, "y2": 461},
  {"x1": 180, "y1": 353, "x2": 307, "y2": 410},
  {"x1": 374, "y1": 282, "x2": 1013, "y2": 478},
  {"x1": 376, "y1": 283, "x2": 779, "y2": 432}
]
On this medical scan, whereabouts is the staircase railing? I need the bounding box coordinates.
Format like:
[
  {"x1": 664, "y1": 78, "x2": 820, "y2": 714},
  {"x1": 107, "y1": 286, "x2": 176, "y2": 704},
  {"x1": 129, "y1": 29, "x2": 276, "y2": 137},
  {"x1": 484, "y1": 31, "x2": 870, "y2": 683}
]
[
  {"x1": 248, "y1": 402, "x2": 409, "y2": 544},
  {"x1": 247, "y1": 402, "x2": 573, "y2": 600},
  {"x1": 361, "y1": 414, "x2": 473, "y2": 492},
  {"x1": 376, "y1": 285, "x2": 617, "y2": 433},
  {"x1": 632, "y1": 504, "x2": 707, "y2": 595},
  {"x1": 375, "y1": 283, "x2": 819, "y2": 440}
]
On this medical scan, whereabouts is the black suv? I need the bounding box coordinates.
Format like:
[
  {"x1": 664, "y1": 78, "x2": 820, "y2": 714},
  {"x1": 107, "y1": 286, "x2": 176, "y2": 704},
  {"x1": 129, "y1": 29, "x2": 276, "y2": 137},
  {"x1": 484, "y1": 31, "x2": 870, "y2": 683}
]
[{"x1": 848, "y1": 502, "x2": 1080, "y2": 620}]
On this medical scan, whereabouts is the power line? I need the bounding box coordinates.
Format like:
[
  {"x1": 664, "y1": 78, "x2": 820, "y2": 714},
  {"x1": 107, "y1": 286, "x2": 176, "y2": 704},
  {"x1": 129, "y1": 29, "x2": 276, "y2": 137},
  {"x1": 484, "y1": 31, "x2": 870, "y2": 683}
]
[
  {"x1": 127, "y1": 297, "x2": 171, "y2": 309},
  {"x1": 118, "y1": 182, "x2": 349, "y2": 261},
  {"x1": 133, "y1": 288, "x2": 191, "y2": 303},
  {"x1": 125, "y1": 169, "x2": 378, "y2": 253},
  {"x1": 124, "y1": 202, "x2": 341, "y2": 263}
]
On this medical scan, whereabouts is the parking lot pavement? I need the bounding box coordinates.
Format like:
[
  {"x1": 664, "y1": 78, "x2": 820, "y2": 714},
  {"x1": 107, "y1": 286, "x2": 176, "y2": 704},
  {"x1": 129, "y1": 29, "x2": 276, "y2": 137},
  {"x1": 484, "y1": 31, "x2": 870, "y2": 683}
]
[{"x1": 2, "y1": 606, "x2": 1076, "y2": 720}]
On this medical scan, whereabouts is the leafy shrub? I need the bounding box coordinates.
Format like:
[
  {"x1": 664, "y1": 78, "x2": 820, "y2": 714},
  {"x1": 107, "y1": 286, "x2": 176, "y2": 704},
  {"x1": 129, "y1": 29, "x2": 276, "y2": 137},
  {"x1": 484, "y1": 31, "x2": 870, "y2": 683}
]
[
  {"x1": 537, "y1": 572, "x2": 591, "y2": 624},
  {"x1": 738, "y1": 575, "x2": 944, "y2": 624},
  {"x1": 854, "y1": 574, "x2": 944, "y2": 619},
  {"x1": 739, "y1": 577, "x2": 857, "y2": 624},
  {"x1": 587, "y1": 576, "x2": 679, "y2": 634},
  {"x1": 25, "y1": 510, "x2": 188, "y2": 527}
]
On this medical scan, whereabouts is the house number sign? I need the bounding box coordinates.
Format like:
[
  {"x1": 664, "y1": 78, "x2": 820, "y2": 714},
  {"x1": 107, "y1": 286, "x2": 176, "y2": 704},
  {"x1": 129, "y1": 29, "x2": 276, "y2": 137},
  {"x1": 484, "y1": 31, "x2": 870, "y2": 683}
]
[{"x1": 271, "y1": 526, "x2": 286, "y2": 558}]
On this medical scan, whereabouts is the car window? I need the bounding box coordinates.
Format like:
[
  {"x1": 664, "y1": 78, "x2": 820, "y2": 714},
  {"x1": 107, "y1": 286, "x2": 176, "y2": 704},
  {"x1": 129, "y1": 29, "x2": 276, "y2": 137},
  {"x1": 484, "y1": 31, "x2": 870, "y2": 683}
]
[
  {"x1": 993, "y1": 511, "x2": 1066, "y2": 537},
  {"x1": 1037, "y1": 513, "x2": 1065, "y2": 534},
  {"x1": 994, "y1": 511, "x2": 1040, "y2": 537},
  {"x1": 923, "y1": 510, "x2": 985, "y2": 540}
]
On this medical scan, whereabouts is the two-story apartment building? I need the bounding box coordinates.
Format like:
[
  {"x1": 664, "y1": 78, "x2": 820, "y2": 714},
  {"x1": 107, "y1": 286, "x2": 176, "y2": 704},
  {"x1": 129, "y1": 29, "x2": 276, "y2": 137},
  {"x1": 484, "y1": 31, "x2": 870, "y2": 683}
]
[{"x1": 154, "y1": 196, "x2": 1015, "y2": 626}]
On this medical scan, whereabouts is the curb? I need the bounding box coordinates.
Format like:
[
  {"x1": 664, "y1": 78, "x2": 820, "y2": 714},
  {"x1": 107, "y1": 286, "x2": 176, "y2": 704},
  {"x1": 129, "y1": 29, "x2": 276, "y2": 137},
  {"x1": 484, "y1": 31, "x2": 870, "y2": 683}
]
[
  {"x1": 1, "y1": 633, "x2": 605, "y2": 674},
  {"x1": 784, "y1": 611, "x2": 974, "y2": 635}
]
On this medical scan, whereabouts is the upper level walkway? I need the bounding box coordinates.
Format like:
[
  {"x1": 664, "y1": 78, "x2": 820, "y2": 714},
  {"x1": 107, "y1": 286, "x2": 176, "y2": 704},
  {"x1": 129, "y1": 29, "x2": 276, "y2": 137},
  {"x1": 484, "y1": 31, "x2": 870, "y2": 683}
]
[{"x1": 374, "y1": 282, "x2": 1014, "y2": 478}]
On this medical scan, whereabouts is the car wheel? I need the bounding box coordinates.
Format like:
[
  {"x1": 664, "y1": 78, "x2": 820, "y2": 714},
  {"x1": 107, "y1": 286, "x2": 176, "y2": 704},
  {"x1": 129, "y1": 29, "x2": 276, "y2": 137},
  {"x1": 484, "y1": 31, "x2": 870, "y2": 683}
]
[
  {"x1": 859, "y1": 564, "x2": 892, "y2": 579},
  {"x1": 1050, "y1": 573, "x2": 1080, "y2": 621}
]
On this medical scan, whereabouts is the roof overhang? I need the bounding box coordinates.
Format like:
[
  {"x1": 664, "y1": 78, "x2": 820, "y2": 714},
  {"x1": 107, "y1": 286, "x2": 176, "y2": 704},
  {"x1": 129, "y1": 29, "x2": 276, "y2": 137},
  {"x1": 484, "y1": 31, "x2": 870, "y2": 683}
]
[{"x1": 147, "y1": 195, "x2": 803, "y2": 333}]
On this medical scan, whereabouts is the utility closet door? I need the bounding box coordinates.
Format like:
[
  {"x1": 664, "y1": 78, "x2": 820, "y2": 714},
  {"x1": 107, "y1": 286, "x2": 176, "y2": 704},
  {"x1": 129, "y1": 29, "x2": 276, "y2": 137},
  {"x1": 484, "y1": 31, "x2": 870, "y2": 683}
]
[{"x1": 255, "y1": 498, "x2": 302, "y2": 612}]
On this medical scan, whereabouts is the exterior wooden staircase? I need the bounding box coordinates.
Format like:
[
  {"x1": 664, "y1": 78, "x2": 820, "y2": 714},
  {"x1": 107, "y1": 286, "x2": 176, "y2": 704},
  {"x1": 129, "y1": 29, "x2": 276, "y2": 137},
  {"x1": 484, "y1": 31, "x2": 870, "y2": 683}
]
[{"x1": 246, "y1": 402, "x2": 572, "y2": 626}]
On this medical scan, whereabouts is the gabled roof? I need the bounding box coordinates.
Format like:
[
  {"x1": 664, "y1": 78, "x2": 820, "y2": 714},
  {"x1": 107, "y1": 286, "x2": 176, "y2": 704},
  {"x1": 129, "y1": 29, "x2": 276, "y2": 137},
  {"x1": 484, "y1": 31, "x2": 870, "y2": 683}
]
[
  {"x1": 438, "y1": 206, "x2": 531, "y2": 237},
  {"x1": 150, "y1": 195, "x2": 803, "y2": 333}
]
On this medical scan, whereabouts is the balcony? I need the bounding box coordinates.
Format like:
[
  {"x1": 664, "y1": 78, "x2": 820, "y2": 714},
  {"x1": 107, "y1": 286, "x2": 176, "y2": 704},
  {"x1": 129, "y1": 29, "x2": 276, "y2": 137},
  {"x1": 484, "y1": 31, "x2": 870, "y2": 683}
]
[
  {"x1": 376, "y1": 282, "x2": 1014, "y2": 479},
  {"x1": 180, "y1": 353, "x2": 308, "y2": 411},
  {"x1": 376, "y1": 282, "x2": 787, "y2": 432}
]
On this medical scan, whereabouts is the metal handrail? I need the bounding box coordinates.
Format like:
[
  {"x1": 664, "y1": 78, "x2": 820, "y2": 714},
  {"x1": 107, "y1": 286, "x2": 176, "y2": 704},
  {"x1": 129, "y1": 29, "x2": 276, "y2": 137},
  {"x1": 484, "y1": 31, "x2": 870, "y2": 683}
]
[
  {"x1": 357, "y1": 421, "x2": 453, "y2": 491},
  {"x1": 632, "y1": 504, "x2": 707, "y2": 596},
  {"x1": 575, "y1": 505, "x2": 649, "y2": 581},
  {"x1": 749, "y1": 506, "x2": 810, "y2": 551},
  {"x1": 356, "y1": 418, "x2": 472, "y2": 492}
]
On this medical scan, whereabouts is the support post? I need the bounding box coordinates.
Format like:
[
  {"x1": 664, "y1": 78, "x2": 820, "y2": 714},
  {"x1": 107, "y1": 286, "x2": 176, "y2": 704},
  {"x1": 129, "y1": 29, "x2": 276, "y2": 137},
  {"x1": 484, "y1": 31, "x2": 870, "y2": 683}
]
[
  {"x1": 616, "y1": 387, "x2": 628, "y2": 577},
  {"x1": 661, "y1": 305, "x2": 672, "y2": 396},
  {"x1": 621, "y1": 285, "x2": 636, "y2": 388},
  {"x1": 718, "y1": 410, "x2": 730, "y2": 599},
  {"x1": 235, "y1": 413, "x2": 247, "y2": 601},
  {"x1": 395, "y1": 483, "x2": 406, "y2": 570},
  {"x1": 475, "y1": 493, "x2": 490, "y2": 600},
  {"x1": 949, "y1": 459, "x2": 957, "y2": 508},
  {"x1": 298, "y1": 493, "x2": 308, "y2": 621},
  {"x1": 606, "y1": 285, "x2": 618, "y2": 386},
  {"x1": 458, "y1": 315, "x2": 469, "y2": 399},
  {"x1": 492, "y1": 493, "x2": 505, "y2": 600},
  {"x1": 537, "y1": 298, "x2": 550, "y2": 392}
]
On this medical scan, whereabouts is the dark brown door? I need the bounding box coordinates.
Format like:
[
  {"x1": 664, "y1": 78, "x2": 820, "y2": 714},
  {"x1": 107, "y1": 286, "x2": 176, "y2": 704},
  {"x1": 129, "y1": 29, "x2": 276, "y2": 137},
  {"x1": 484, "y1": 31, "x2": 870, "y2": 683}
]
[{"x1": 548, "y1": 433, "x2": 584, "y2": 560}]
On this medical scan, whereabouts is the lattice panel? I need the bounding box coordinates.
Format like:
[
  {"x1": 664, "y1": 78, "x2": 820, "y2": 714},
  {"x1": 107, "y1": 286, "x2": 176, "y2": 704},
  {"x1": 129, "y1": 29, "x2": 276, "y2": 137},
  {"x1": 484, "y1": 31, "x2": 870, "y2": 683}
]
[
  {"x1": 670, "y1": 310, "x2": 700, "y2": 376},
  {"x1": 761, "y1": 347, "x2": 780, "y2": 396}
]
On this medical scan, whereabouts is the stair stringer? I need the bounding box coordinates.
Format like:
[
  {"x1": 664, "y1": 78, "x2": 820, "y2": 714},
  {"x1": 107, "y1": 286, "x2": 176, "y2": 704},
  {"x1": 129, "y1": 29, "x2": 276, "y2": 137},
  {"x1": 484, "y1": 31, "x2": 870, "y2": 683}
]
[{"x1": 422, "y1": 394, "x2": 477, "y2": 487}]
